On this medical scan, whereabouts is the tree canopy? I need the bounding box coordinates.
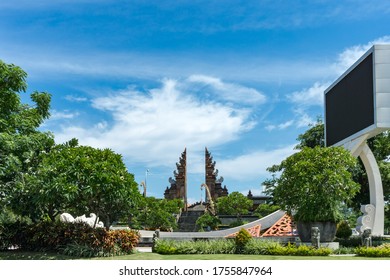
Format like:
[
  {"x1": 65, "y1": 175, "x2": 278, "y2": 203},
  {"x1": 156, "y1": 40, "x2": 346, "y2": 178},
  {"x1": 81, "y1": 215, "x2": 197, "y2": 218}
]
[
  {"x1": 12, "y1": 140, "x2": 141, "y2": 227},
  {"x1": 131, "y1": 197, "x2": 184, "y2": 231},
  {"x1": 0, "y1": 60, "x2": 54, "y2": 210},
  {"x1": 266, "y1": 146, "x2": 360, "y2": 222},
  {"x1": 0, "y1": 60, "x2": 142, "y2": 228},
  {"x1": 216, "y1": 191, "x2": 253, "y2": 220}
]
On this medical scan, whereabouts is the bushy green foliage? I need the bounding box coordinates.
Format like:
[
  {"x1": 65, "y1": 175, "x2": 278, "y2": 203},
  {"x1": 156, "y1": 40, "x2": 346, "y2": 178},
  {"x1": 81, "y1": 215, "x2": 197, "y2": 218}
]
[
  {"x1": 332, "y1": 246, "x2": 357, "y2": 255},
  {"x1": 132, "y1": 197, "x2": 183, "y2": 230},
  {"x1": 355, "y1": 243, "x2": 390, "y2": 257},
  {"x1": 21, "y1": 144, "x2": 142, "y2": 227},
  {"x1": 228, "y1": 220, "x2": 247, "y2": 228},
  {"x1": 153, "y1": 239, "x2": 236, "y2": 255},
  {"x1": 336, "y1": 220, "x2": 352, "y2": 239},
  {"x1": 152, "y1": 238, "x2": 332, "y2": 256},
  {"x1": 0, "y1": 221, "x2": 139, "y2": 257},
  {"x1": 266, "y1": 146, "x2": 359, "y2": 222},
  {"x1": 216, "y1": 192, "x2": 253, "y2": 219},
  {"x1": 196, "y1": 212, "x2": 221, "y2": 231},
  {"x1": 242, "y1": 239, "x2": 331, "y2": 256},
  {"x1": 253, "y1": 204, "x2": 280, "y2": 218},
  {"x1": 0, "y1": 60, "x2": 55, "y2": 219},
  {"x1": 335, "y1": 236, "x2": 361, "y2": 248},
  {"x1": 235, "y1": 228, "x2": 252, "y2": 252}
]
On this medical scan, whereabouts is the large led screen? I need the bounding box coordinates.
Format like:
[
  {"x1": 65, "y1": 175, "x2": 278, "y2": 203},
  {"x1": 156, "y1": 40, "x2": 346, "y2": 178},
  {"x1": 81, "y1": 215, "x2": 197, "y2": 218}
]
[{"x1": 325, "y1": 53, "x2": 374, "y2": 146}]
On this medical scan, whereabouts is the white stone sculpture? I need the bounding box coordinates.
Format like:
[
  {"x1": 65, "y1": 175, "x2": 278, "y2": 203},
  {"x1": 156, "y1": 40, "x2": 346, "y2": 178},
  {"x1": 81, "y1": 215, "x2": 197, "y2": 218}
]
[
  {"x1": 60, "y1": 212, "x2": 104, "y2": 228},
  {"x1": 356, "y1": 204, "x2": 375, "y2": 234},
  {"x1": 60, "y1": 213, "x2": 75, "y2": 223}
]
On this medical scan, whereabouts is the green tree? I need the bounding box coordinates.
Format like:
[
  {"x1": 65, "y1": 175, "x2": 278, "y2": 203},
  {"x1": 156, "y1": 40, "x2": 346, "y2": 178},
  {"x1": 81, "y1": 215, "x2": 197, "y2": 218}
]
[
  {"x1": 0, "y1": 60, "x2": 54, "y2": 212},
  {"x1": 133, "y1": 197, "x2": 183, "y2": 231},
  {"x1": 15, "y1": 142, "x2": 141, "y2": 228},
  {"x1": 266, "y1": 146, "x2": 360, "y2": 222},
  {"x1": 253, "y1": 203, "x2": 280, "y2": 219},
  {"x1": 216, "y1": 192, "x2": 253, "y2": 221},
  {"x1": 195, "y1": 212, "x2": 221, "y2": 231},
  {"x1": 295, "y1": 119, "x2": 390, "y2": 217},
  {"x1": 295, "y1": 117, "x2": 325, "y2": 149}
]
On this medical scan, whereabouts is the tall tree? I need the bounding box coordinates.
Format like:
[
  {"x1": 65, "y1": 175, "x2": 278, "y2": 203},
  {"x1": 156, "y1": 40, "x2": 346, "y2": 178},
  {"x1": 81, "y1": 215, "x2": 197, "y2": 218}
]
[
  {"x1": 132, "y1": 197, "x2": 183, "y2": 230},
  {"x1": 280, "y1": 119, "x2": 390, "y2": 229},
  {"x1": 216, "y1": 191, "x2": 253, "y2": 221},
  {"x1": 18, "y1": 143, "x2": 142, "y2": 228},
  {"x1": 0, "y1": 60, "x2": 54, "y2": 211}
]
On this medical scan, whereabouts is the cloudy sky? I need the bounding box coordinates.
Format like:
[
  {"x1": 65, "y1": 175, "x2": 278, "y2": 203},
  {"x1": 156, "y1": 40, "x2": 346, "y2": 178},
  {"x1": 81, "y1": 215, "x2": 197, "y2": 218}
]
[{"x1": 1, "y1": 0, "x2": 390, "y2": 203}]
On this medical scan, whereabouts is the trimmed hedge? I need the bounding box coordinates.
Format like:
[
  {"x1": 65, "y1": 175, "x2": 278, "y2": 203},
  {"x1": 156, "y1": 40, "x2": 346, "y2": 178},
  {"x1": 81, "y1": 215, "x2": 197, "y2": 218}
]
[
  {"x1": 153, "y1": 239, "x2": 236, "y2": 255},
  {"x1": 153, "y1": 238, "x2": 332, "y2": 256},
  {"x1": 355, "y1": 243, "x2": 390, "y2": 257},
  {"x1": 0, "y1": 221, "x2": 139, "y2": 257}
]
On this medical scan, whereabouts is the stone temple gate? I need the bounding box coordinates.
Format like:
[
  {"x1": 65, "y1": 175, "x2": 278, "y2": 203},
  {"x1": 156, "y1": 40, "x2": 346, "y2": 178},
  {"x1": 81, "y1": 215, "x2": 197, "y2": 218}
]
[{"x1": 164, "y1": 148, "x2": 229, "y2": 207}]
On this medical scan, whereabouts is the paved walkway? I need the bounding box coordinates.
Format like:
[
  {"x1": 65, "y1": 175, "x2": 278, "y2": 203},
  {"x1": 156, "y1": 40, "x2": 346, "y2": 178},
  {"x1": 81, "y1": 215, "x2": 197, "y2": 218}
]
[{"x1": 136, "y1": 247, "x2": 152, "y2": 253}]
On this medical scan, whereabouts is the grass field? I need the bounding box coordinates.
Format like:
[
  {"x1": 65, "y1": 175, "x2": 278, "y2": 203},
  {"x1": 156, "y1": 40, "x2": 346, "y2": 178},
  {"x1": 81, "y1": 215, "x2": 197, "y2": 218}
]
[{"x1": 1, "y1": 250, "x2": 389, "y2": 260}]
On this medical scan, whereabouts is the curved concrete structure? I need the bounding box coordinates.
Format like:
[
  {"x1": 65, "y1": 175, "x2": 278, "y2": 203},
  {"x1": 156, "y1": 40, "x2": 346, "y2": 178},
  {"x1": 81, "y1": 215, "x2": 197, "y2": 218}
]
[{"x1": 136, "y1": 210, "x2": 286, "y2": 240}]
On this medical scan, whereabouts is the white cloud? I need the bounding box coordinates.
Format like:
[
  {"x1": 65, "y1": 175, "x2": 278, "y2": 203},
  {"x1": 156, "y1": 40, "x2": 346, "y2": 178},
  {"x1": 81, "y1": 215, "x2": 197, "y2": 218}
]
[
  {"x1": 54, "y1": 78, "x2": 256, "y2": 166},
  {"x1": 49, "y1": 110, "x2": 79, "y2": 120},
  {"x1": 288, "y1": 36, "x2": 390, "y2": 109},
  {"x1": 295, "y1": 110, "x2": 316, "y2": 128},
  {"x1": 288, "y1": 82, "x2": 330, "y2": 107},
  {"x1": 265, "y1": 120, "x2": 294, "y2": 131},
  {"x1": 333, "y1": 36, "x2": 390, "y2": 74},
  {"x1": 65, "y1": 95, "x2": 88, "y2": 102},
  {"x1": 187, "y1": 75, "x2": 266, "y2": 105},
  {"x1": 217, "y1": 144, "x2": 296, "y2": 181}
]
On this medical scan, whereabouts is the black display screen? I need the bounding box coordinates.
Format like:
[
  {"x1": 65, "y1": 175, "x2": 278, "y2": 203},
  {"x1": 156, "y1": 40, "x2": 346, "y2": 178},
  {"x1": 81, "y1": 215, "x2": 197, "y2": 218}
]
[{"x1": 325, "y1": 53, "x2": 374, "y2": 146}]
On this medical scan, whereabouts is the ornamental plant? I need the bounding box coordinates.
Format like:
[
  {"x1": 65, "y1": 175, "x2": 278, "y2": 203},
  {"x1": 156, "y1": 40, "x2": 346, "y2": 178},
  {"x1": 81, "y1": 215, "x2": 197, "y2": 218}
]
[{"x1": 266, "y1": 146, "x2": 360, "y2": 223}]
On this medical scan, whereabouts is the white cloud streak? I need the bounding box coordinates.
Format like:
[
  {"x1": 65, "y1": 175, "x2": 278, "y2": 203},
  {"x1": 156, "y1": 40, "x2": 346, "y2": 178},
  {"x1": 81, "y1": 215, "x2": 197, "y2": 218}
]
[
  {"x1": 217, "y1": 144, "x2": 296, "y2": 181},
  {"x1": 187, "y1": 75, "x2": 266, "y2": 105},
  {"x1": 54, "y1": 77, "x2": 257, "y2": 166},
  {"x1": 333, "y1": 36, "x2": 390, "y2": 75},
  {"x1": 288, "y1": 82, "x2": 330, "y2": 107}
]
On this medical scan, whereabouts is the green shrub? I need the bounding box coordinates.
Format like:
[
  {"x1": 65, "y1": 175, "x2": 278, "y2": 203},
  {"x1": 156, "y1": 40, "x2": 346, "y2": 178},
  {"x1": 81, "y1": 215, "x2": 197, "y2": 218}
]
[
  {"x1": 235, "y1": 228, "x2": 252, "y2": 253},
  {"x1": 0, "y1": 220, "x2": 31, "y2": 250},
  {"x1": 253, "y1": 204, "x2": 280, "y2": 218},
  {"x1": 355, "y1": 244, "x2": 390, "y2": 257},
  {"x1": 335, "y1": 236, "x2": 361, "y2": 248},
  {"x1": 59, "y1": 242, "x2": 106, "y2": 258},
  {"x1": 228, "y1": 220, "x2": 247, "y2": 228},
  {"x1": 332, "y1": 246, "x2": 356, "y2": 255},
  {"x1": 152, "y1": 239, "x2": 178, "y2": 254},
  {"x1": 196, "y1": 213, "x2": 221, "y2": 231},
  {"x1": 0, "y1": 220, "x2": 139, "y2": 257},
  {"x1": 193, "y1": 239, "x2": 236, "y2": 254},
  {"x1": 243, "y1": 238, "x2": 283, "y2": 255},
  {"x1": 153, "y1": 239, "x2": 236, "y2": 255},
  {"x1": 336, "y1": 221, "x2": 352, "y2": 239},
  {"x1": 153, "y1": 238, "x2": 332, "y2": 256},
  {"x1": 242, "y1": 239, "x2": 331, "y2": 256}
]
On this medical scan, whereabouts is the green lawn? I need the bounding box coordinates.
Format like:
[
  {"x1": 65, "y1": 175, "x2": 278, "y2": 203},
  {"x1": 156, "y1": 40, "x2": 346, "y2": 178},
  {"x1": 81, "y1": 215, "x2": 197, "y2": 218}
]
[{"x1": 1, "y1": 250, "x2": 389, "y2": 260}]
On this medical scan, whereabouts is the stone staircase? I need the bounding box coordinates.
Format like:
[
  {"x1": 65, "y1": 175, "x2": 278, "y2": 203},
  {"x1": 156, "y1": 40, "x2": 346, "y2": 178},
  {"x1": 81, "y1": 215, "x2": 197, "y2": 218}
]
[{"x1": 177, "y1": 209, "x2": 205, "y2": 232}]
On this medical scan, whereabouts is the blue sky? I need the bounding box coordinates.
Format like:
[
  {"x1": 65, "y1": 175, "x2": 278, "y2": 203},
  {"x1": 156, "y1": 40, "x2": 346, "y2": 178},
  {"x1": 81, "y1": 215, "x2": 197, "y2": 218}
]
[{"x1": 1, "y1": 0, "x2": 390, "y2": 204}]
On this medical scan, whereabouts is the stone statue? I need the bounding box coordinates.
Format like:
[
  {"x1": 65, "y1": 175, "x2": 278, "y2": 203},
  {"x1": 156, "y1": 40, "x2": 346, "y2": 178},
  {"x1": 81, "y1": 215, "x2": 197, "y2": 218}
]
[
  {"x1": 60, "y1": 213, "x2": 104, "y2": 228},
  {"x1": 201, "y1": 183, "x2": 216, "y2": 216},
  {"x1": 152, "y1": 229, "x2": 160, "y2": 252},
  {"x1": 311, "y1": 227, "x2": 320, "y2": 249},
  {"x1": 60, "y1": 213, "x2": 75, "y2": 223},
  {"x1": 356, "y1": 204, "x2": 375, "y2": 234},
  {"x1": 362, "y1": 228, "x2": 372, "y2": 247}
]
